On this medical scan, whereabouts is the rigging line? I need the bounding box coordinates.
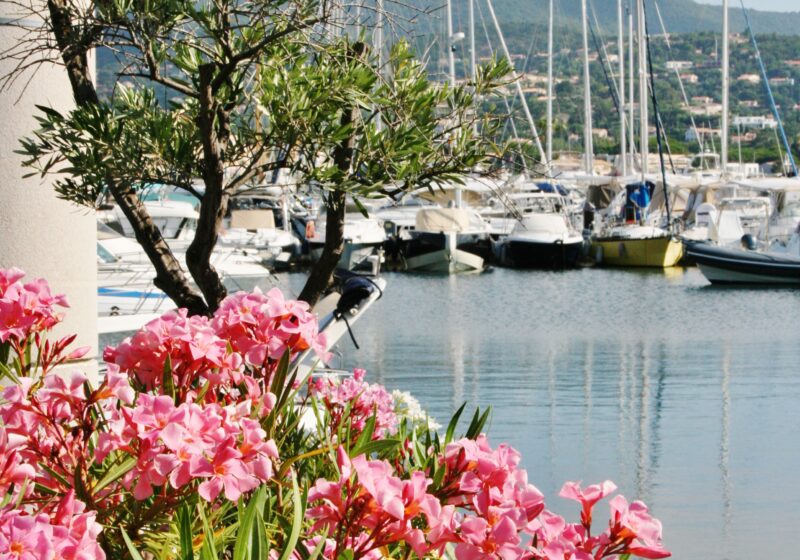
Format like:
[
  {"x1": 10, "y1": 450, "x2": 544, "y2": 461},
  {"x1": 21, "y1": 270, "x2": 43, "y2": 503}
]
[
  {"x1": 474, "y1": 0, "x2": 527, "y2": 169},
  {"x1": 653, "y1": 0, "x2": 701, "y2": 155},
  {"x1": 588, "y1": 0, "x2": 621, "y2": 111},
  {"x1": 588, "y1": 9, "x2": 620, "y2": 114},
  {"x1": 739, "y1": 0, "x2": 797, "y2": 177},
  {"x1": 643, "y1": 1, "x2": 671, "y2": 230}
]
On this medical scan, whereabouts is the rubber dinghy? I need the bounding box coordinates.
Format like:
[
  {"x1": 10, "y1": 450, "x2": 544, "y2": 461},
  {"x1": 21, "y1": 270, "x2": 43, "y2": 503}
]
[{"x1": 687, "y1": 242, "x2": 800, "y2": 285}]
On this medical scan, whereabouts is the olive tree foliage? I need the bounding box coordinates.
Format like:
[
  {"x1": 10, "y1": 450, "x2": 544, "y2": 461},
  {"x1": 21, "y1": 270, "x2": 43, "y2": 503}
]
[{"x1": 4, "y1": 0, "x2": 511, "y2": 313}]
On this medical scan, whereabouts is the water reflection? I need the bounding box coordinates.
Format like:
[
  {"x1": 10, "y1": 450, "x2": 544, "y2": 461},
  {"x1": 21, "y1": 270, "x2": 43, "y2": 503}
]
[{"x1": 275, "y1": 267, "x2": 800, "y2": 559}]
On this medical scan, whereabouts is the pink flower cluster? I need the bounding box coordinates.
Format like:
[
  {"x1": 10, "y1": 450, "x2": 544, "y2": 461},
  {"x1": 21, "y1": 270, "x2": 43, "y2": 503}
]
[
  {"x1": 438, "y1": 435, "x2": 546, "y2": 559},
  {"x1": 307, "y1": 447, "x2": 436, "y2": 559},
  {"x1": 0, "y1": 491, "x2": 104, "y2": 560},
  {"x1": 97, "y1": 392, "x2": 278, "y2": 502},
  {"x1": 212, "y1": 287, "x2": 328, "y2": 368},
  {"x1": 103, "y1": 309, "x2": 245, "y2": 399},
  {"x1": 527, "y1": 481, "x2": 670, "y2": 559},
  {"x1": 104, "y1": 287, "x2": 328, "y2": 402},
  {"x1": 0, "y1": 370, "x2": 97, "y2": 497},
  {"x1": 0, "y1": 268, "x2": 68, "y2": 345},
  {"x1": 309, "y1": 368, "x2": 397, "y2": 440},
  {"x1": 306, "y1": 437, "x2": 670, "y2": 560}
]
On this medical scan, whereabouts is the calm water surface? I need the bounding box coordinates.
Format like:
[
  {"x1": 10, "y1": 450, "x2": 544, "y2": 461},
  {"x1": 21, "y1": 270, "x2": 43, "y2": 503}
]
[{"x1": 279, "y1": 267, "x2": 800, "y2": 560}]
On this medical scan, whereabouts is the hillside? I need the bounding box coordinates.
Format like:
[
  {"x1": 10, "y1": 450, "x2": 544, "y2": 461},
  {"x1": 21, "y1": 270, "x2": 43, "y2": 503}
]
[{"x1": 412, "y1": 0, "x2": 800, "y2": 36}]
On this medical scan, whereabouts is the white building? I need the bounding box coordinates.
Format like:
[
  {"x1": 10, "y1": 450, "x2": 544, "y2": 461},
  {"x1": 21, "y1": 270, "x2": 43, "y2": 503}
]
[
  {"x1": 666, "y1": 60, "x2": 693, "y2": 70},
  {"x1": 732, "y1": 115, "x2": 778, "y2": 129}
]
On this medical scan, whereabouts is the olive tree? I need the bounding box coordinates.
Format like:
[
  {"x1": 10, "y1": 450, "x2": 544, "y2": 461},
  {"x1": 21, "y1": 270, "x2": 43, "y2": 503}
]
[{"x1": 5, "y1": 0, "x2": 509, "y2": 313}]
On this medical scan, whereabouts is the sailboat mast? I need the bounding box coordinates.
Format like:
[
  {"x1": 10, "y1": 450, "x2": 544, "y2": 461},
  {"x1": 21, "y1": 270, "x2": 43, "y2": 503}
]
[
  {"x1": 618, "y1": 0, "x2": 627, "y2": 175},
  {"x1": 375, "y1": 0, "x2": 384, "y2": 132},
  {"x1": 581, "y1": 0, "x2": 594, "y2": 175},
  {"x1": 469, "y1": 0, "x2": 476, "y2": 80},
  {"x1": 628, "y1": 0, "x2": 635, "y2": 171},
  {"x1": 446, "y1": 0, "x2": 456, "y2": 87},
  {"x1": 637, "y1": 0, "x2": 648, "y2": 178},
  {"x1": 546, "y1": 0, "x2": 554, "y2": 164},
  {"x1": 485, "y1": 0, "x2": 547, "y2": 165},
  {"x1": 721, "y1": 0, "x2": 729, "y2": 175},
  {"x1": 739, "y1": 0, "x2": 797, "y2": 176}
]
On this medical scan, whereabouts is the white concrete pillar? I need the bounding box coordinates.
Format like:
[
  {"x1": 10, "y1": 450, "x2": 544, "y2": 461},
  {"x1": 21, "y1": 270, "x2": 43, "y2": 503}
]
[{"x1": 0, "y1": 8, "x2": 98, "y2": 372}]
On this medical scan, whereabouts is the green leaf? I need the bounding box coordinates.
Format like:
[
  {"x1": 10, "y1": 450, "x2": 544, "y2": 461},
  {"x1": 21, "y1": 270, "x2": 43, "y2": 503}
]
[
  {"x1": 354, "y1": 438, "x2": 401, "y2": 457},
  {"x1": 178, "y1": 503, "x2": 194, "y2": 560},
  {"x1": 121, "y1": 529, "x2": 145, "y2": 560},
  {"x1": 445, "y1": 402, "x2": 467, "y2": 444},
  {"x1": 465, "y1": 407, "x2": 491, "y2": 440},
  {"x1": 198, "y1": 502, "x2": 218, "y2": 560},
  {"x1": 94, "y1": 456, "x2": 137, "y2": 493},
  {"x1": 352, "y1": 414, "x2": 376, "y2": 453},
  {"x1": 163, "y1": 354, "x2": 175, "y2": 401},
  {"x1": 233, "y1": 486, "x2": 268, "y2": 560},
  {"x1": 277, "y1": 471, "x2": 303, "y2": 560}
]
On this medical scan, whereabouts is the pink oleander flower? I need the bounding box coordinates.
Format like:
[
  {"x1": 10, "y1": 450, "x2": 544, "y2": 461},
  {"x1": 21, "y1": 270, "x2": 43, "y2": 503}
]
[
  {"x1": 309, "y1": 369, "x2": 398, "y2": 440},
  {"x1": 99, "y1": 396, "x2": 278, "y2": 502},
  {"x1": 212, "y1": 287, "x2": 328, "y2": 370},
  {"x1": 103, "y1": 309, "x2": 244, "y2": 400},
  {"x1": 0, "y1": 268, "x2": 68, "y2": 347},
  {"x1": 307, "y1": 447, "x2": 434, "y2": 559},
  {"x1": 607, "y1": 495, "x2": 671, "y2": 559},
  {"x1": 0, "y1": 492, "x2": 105, "y2": 560},
  {"x1": 559, "y1": 480, "x2": 617, "y2": 527}
]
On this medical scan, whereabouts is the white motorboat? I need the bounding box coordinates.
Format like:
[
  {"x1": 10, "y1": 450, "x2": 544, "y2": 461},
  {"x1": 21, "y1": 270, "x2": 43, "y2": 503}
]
[
  {"x1": 402, "y1": 207, "x2": 489, "y2": 274},
  {"x1": 306, "y1": 213, "x2": 386, "y2": 271},
  {"x1": 220, "y1": 208, "x2": 301, "y2": 268},
  {"x1": 97, "y1": 223, "x2": 272, "y2": 316},
  {"x1": 493, "y1": 192, "x2": 584, "y2": 269}
]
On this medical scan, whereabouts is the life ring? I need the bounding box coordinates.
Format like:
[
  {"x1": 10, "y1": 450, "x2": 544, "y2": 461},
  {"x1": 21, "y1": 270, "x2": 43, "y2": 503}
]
[{"x1": 305, "y1": 220, "x2": 316, "y2": 240}]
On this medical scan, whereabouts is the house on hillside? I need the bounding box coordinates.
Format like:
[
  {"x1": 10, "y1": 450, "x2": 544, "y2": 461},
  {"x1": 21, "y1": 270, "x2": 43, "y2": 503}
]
[
  {"x1": 769, "y1": 77, "x2": 795, "y2": 87},
  {"x1": 666, "y1": 61, "x2": 693, "y2": 70},
  {"x1": 685, "y1": 127, "x2": 720, "y2": 143},
  {"x1": 737, "y1": 74, "x2": 761, "y2": 84},
  {"x1": 680, "y1": 73, "x2": 699, "y2": 84},
  {"x1": 732, "y1": 115, "x2": 777, "y2": 129}
]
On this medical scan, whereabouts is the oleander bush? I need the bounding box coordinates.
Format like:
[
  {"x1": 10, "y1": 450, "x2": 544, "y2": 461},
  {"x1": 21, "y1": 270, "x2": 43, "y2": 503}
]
[{"x1": 0, "y1": 267, "x2": 670, "y2": 559}]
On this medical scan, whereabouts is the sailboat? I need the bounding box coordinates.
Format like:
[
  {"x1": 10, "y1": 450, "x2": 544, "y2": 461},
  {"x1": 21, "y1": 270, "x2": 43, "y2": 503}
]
[{"x1": 590, "y1": 0, "x2": 682, "y2": 268}]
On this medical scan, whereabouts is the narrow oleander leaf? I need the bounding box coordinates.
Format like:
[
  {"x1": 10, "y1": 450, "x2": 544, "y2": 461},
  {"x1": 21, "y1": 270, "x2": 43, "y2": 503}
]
[
  {"x1": 94, "y1": 456, "x2": 137, "y2": 493},
  {"x1": 233, "y1": 486, "x2": 267, "y2": 560},
  {"x1": 445, "y1": 402, "x2": 467, "y2": 444},
  {"x1": 177, "y1": 503, "x2": 194, "y2": 560},
  {"x1": 277, "y1": 471, "x2": 304, "y2": 560},
  {"x1": 121, "y1": 529, "x2": 145, "y2": 560}
]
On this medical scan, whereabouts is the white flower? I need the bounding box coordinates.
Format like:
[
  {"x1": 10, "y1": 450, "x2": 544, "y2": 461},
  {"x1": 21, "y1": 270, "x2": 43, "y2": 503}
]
[{"x1": 391, "y1": 390, "x2": 441, "y2": 431}]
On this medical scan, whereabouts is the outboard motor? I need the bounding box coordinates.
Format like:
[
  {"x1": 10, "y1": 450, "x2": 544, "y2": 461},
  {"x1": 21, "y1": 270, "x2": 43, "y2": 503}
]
[
  {"x1": 333, "y1": 271, "x2": 383, "y2": 349},
  {"x1": 740, "y1": 234, "x2": 758, "y2": 251}
]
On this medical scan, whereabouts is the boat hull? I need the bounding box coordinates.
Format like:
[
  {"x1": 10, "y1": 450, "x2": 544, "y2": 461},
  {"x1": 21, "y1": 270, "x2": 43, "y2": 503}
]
[
  {"x1": 496, "y1": 239, "x2": 583, "y2": 269},
  {"x1": 308, "y1": 242, "x2": 383, "y2": 271},
  {"x1": 592, "y1": 236, "x2": 683, "y2": 268},
  {"x1": 687, "y1": 244, "x2": 800, "y2": 285},
  {"x1": 402, "y1": 231, "x2": 487, "y2": 273}
]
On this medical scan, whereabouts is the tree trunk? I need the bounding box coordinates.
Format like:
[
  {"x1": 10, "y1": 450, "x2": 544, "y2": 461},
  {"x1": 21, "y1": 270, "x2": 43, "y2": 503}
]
[
  {"x1": 47, "y1": 0, "x2": 210, "y2": 316},
  {"x1": 298, "y1": 191, "x2": 346, "y2": 306},
  {"x1": 186, "y1": 63, "x2": 229, "y2": 312},
  {"x1": 110, "y1": 186, "x2": 210, "y2": 316},
  {"x1": 299, "y1": 42, "x2": 363, "y2": 307}
]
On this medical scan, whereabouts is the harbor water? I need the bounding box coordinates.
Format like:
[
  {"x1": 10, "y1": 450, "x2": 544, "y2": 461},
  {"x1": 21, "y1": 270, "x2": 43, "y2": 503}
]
[{"x1": 279, "y1": 267, "x2": 800, "y2": 560}]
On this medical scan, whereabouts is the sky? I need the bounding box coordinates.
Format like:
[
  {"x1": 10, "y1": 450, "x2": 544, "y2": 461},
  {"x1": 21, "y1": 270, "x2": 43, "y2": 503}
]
[{"x1": 696, "y1": 0, "x2": 799, "y2": 12}]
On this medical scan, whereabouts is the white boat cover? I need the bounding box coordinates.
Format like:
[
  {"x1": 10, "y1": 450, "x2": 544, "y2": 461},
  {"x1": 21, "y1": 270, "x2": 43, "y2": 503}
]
[
  {"x1": 415, "y1": 208, "x2": 472, "y2": 232},
  {"x1": 230, "y1": 209, "x2": 276, "y2": 230}
]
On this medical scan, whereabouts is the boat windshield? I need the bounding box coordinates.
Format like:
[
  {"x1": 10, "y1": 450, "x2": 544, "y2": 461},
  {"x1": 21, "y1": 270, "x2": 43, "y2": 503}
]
[{"x1": 96, "y1": 243, "x2": 118, "y2": 264}]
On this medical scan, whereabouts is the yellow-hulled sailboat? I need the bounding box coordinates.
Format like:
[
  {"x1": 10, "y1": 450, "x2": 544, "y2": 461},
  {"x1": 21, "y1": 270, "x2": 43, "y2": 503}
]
[{"x1": 591, "y1": 225, "x2": 683, "y2": 268}]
